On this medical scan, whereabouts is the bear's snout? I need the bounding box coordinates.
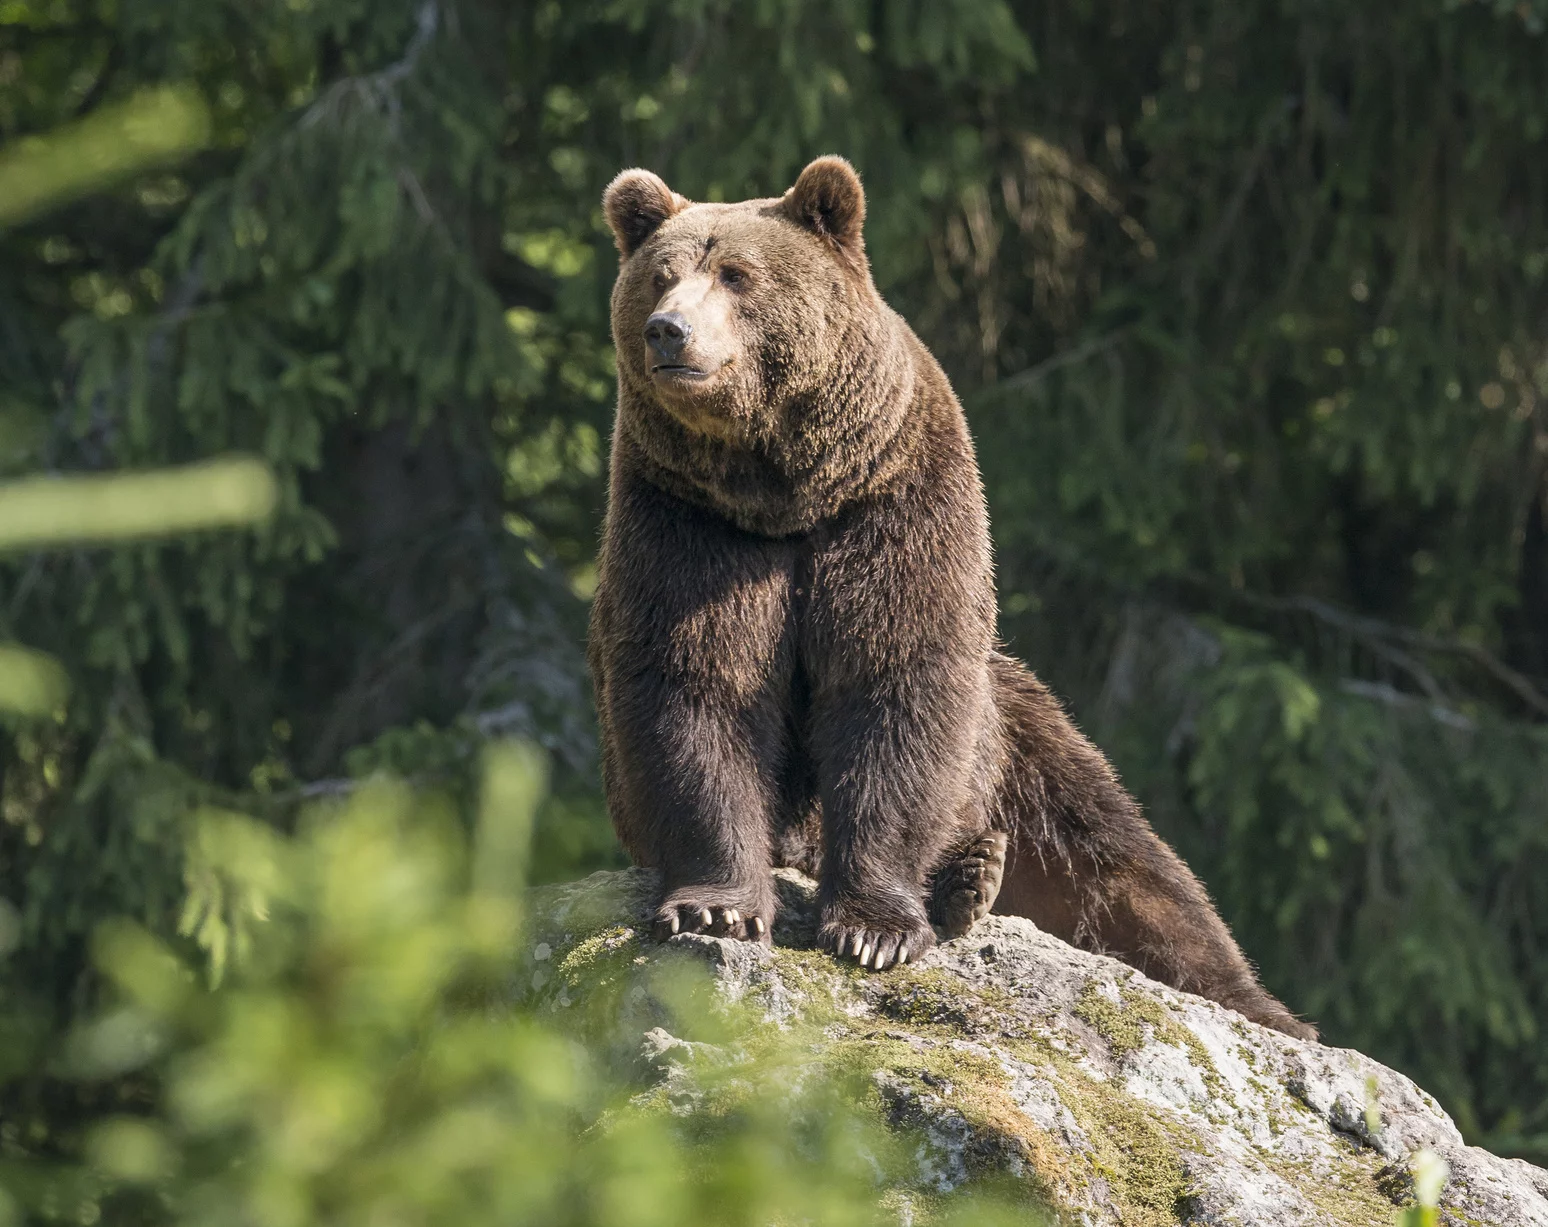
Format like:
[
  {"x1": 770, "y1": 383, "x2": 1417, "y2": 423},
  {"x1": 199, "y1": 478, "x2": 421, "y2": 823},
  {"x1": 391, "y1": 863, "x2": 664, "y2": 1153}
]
[{"x1": 644, "y1": 311, "x2": 693, "y2": 366}]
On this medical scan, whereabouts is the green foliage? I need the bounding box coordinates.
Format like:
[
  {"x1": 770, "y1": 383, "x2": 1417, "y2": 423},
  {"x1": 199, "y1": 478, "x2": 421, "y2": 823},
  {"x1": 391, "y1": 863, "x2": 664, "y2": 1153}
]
[
  {"x1": 0, "y1": 750, "x2": 1032, "y2": 1227},
  {"x1": 0, "y1": 646, "x2": 66, "y2": 718},
  {"x1": 0, "y1": 459, "x2": 275, "y2": 549},
  {"x1": 1395, "y1": 1148, "x2": 1449, "y2": 1227},
  {"x1": 1166, "y1": 633, "x2": 1543, "y2": 1127},
  {"x1": 0, "y1": 86, "x2": 209, "y2": 228}
]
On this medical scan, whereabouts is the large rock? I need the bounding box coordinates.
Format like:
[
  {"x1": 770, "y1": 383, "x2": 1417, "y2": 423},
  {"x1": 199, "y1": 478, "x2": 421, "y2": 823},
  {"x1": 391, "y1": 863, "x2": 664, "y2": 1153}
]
[{"x1": 521, "y1": 868, "x2": 1548, "y2": 1226}]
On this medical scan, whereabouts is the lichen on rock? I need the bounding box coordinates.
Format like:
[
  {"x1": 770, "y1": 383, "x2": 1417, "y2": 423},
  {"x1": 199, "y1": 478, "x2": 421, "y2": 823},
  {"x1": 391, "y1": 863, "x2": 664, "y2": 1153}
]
[{"x1": 522, "y1": 867, "x2": 1548, "y2": 1225}]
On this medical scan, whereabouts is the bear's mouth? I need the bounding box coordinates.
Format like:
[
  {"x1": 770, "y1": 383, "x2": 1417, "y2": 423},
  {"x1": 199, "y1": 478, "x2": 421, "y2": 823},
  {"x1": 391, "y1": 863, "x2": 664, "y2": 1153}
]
[{"x1": 650, "y1": 363, "x2": 712, "y2": 381}]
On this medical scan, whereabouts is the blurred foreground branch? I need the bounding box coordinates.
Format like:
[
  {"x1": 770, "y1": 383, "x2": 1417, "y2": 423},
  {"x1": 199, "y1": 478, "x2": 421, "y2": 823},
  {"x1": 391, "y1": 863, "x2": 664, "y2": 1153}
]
[{"x1": 0, "y1": 86, "x2": 210, "y2": 229}]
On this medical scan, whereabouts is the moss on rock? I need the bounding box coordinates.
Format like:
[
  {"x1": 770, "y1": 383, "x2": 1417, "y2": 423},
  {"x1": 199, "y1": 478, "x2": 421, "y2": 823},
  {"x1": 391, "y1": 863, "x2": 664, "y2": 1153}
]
[
  {"x1": 523, "y1": 869, "x2": 1548, "y2": 1226},
  {"x1": 1074, "y1": 976, "x2": 1226, "y2": 1100}
]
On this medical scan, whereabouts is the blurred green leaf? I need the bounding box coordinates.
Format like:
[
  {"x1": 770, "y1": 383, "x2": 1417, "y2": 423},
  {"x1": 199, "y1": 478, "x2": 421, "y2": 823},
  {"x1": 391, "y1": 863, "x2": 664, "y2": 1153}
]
[
  {"x1": 178, "y1": 806, "x2": 294, "y2": 985},
  {"x1": 474, "y1": 741, "x2": 547, "y2": 903},
  {"x1": 85, "y1": 1117, "x2": 178, "y2": 1184},
  {"x1": 0, "y1": 642, "x2": 68, "y2": 715},
  {"x1": 0, "y1": 86, "x2": 211, "y2": 228},
  {"x1": 0, "y1": 456, "x2": 277, "y2": 550}
]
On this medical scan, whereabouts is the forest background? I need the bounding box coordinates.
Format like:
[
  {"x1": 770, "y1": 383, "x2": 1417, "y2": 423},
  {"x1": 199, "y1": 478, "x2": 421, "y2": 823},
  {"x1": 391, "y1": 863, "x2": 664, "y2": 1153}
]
[{"x1": 1, "y1": 0, "x2": 1546, "y2": 1217}]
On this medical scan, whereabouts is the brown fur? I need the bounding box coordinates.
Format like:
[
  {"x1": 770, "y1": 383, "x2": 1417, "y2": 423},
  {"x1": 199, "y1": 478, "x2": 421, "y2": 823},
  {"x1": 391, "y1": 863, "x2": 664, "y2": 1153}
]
[{"x1": 589, "y1": 157, "x2": 1315, "y2": 1039}]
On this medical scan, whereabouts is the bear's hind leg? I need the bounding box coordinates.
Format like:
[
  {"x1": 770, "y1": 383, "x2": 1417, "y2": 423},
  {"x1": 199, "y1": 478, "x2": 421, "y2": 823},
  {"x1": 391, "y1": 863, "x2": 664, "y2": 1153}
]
[
  {"x1": 989, "y1": 652, "x2": 1317, "y2": 1040},
  {"x1": 1000, "y1": 837, "x2": 1316, "y2": 1039}
]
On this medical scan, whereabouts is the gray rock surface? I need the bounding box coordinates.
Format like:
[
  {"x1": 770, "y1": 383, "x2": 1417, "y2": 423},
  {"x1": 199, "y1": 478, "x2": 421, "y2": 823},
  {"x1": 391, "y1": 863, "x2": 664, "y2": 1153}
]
[{"x1": 521, "y1": 868, "x2": 1548, "y2": 1226}]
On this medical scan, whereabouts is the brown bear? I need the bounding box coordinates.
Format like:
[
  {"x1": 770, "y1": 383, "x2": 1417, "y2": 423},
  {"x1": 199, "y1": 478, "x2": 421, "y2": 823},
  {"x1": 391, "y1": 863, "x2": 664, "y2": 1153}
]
[{"x1": 589, "y1": 155, "x2": 1314, "y2": 1040}]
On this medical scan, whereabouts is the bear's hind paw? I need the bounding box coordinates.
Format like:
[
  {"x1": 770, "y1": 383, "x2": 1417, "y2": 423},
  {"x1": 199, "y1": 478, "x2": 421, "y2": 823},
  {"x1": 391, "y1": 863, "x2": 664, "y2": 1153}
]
[{"x1": 930, "y1": 829, "x2": 1008, "y2": 939}]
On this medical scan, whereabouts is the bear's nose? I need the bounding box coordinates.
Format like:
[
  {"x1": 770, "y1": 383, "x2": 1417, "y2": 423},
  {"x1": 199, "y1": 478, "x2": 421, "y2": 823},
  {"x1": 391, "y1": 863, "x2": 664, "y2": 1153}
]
[{"x1": 644, "y1": 311, "x2": 692, "y2": 363}]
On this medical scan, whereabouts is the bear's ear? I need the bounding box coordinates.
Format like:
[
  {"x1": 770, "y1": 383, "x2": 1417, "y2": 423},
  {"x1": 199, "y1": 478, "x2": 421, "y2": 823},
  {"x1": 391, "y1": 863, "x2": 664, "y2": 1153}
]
[
  {"x1": 783, "y1": 156, "x2": 866, "y2": 260},
  {"x1": 603, "y1": 169, "x2": 687, "y2": 257}
]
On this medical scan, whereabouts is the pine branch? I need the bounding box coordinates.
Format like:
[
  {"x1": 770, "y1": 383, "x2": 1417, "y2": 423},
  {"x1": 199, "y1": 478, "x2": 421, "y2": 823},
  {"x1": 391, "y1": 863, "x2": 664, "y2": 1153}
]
[
  {"x1": 975, "y1": 327, "x2": 1133, "y2": 400},
  {"x1": 1230, "y1": 589, "x2": 1548, "y2": 720},
  {"x1": 301, "y1": 1, "x2": 440, "y2": 131},
  {"x1": 1337, "y1": 678, "x2": 1477, "y2": 732}
]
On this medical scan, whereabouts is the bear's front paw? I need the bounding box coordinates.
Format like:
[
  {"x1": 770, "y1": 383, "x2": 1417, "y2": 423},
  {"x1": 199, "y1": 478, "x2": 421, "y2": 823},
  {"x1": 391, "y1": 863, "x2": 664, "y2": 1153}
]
[
  {"x1": 652, "y1": 882, "x2": 776, "y2": 945},
  {"x1": 820, "y1": 902, "x2": 935, "y2": 972}
]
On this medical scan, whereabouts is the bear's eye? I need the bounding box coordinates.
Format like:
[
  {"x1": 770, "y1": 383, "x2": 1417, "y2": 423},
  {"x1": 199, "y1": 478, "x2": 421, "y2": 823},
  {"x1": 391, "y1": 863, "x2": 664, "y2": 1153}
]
[
  {"x1": 718, "y1": 265, "x2": 747, "y2": 289},
  {"x1": 652, "y1": 269, "x2": 670, "y2": 292}
]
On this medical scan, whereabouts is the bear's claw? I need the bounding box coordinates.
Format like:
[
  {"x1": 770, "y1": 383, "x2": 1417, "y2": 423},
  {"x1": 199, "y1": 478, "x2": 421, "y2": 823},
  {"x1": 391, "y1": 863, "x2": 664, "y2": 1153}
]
[
  {"x1": 652, "y1": 888, "x2": 774, "y2": 945},
  {"x1": 821, "y1": 913, "x2": 935, "y2": 972}
]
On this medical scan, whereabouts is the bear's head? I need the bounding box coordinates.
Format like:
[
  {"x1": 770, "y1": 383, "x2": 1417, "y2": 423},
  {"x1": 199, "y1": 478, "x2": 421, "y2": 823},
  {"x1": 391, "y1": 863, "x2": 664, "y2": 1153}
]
[{"x1": 603, "y1": 156, "x2": 882, "y2": 445}]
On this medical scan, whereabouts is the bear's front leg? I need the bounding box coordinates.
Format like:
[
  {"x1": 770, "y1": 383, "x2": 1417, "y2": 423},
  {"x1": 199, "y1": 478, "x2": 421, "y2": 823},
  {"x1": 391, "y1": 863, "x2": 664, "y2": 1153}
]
[
  {"x1": 590, "y1": 464, "x2": 795, "y2": 944},
  {"x1": 622, "y1": 666, "x2": 786, "y2": 944},
  {"x1": 803, "y1": 469, "x2": 996, "y2": 971}
]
